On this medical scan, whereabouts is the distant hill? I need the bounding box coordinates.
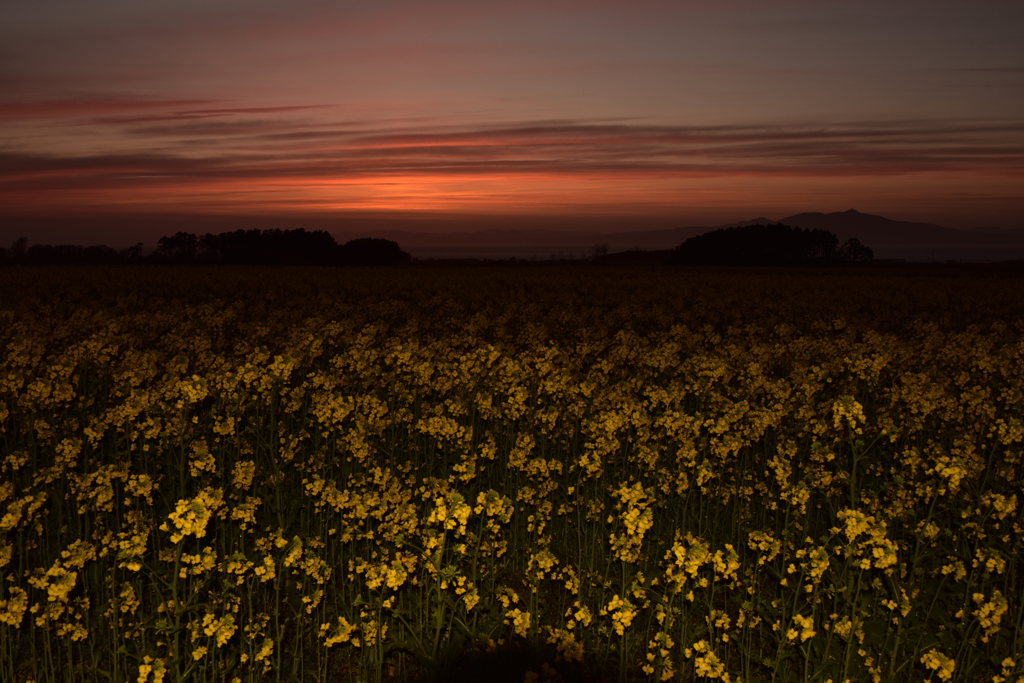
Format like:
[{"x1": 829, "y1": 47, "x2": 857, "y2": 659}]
[
  {"x1": 599, "y1": 249, "x2": 676, "y2": 265},
  {"x1": 670, "y1": 223, "x2": 872, "y2": 267},
  {"x1": 775, "y1": 209, "x2": 1024, "y2": 247},
  {"x1": 331, "y1": 210, "x2": 1024, "y2": 254},
  {"x1": 329, "y1": 226, "x2": 710, "y2": 249},
  {"x1": 966, "y1": 225, "x2": 1024, "y2": 235},
  {"x1": 729, "y1": 217, "x2": 776, "y2": 228}
]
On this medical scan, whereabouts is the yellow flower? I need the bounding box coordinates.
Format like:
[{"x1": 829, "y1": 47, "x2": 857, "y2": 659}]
[
  {"x1": 832, "y1": 395, "x2": 866, "y2": 434},
  {"x1": 253, "y1": 555, "x2": 276, "y2": 582},
  {"x1": 506, "y1": 608, "x2": 532, "y2": 638},
  {"x1": 604, "y1": 595, "x2": 637, "y2": 636},
  {"x1": 159, "y1": 488, "x2": 224, "y2": 543},
  {"x1": 322, "y1": 617, "x2": 357, "y2": 647},
  {"x1": 972, "y1": 590, "x2": 1008, "y2": 643},
  {"x1": 574, "y1": 604, "x2": 593, "y2": 628},
  {"x1": 200, "y1": 612, "x2": 237, "y2": 647},
  {"x1": 0, "y1": 586, "x2": 29, "y2": 627},
  {"x1": 920, "y1": 648, "x2": 955, "y2": 681},
  {"x1": 231, "y1": 460, "x2": 256, "y2": 490},
  {"x1": 690, "y1": 640, "x2": 729, "y2": 680},
  {"x1": 136, "y1": 656, "x2": 166, "y2": 683},
  {"x1": 789, "y1": 614, "x2": 815, "y2": 642},
  {"x1": 255, "y1": 637, "x2": 274, "y2": 661},
  {"x1": 428, "y1": 492, "x2": 472, "y2": 535},
  {"x1": 546, "y1": 627, "x2": 585, "y2": 664}
]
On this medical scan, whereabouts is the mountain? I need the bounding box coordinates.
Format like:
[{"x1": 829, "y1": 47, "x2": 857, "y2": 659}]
[
  {"x1": 776, "y1": 209, "x2": 1022, "y2": 246},
  {"x1": 966, "y1": 225, "x2": 1024, "y2": 235},
  {"x1": 331, "y1": 219, "x2": 779, "y2": 250},
  {"x1": 728, "y1": 217, "x2": 776, "y2": 228},
  {"x1": 325, "y1": 209, "x2": 1024, "y2": 262},
  {"x1": 332, "y1": 226, "x2": 712, "y2": 249}
]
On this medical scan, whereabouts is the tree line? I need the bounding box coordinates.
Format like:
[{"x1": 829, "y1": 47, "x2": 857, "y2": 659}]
[
  {"x1": 0, "y1": 230, "x2": 412, "y2": 266},
  {"x1": 1, "y1": 223, "x2": 874, "y2": 267},
  {"x1": 670, "y1": 223, "x2": 873, "y2": 266}
]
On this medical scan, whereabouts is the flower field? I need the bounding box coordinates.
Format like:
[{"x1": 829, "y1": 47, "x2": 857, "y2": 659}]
[{"x1": 1, "y1": 265, "x2": 1022, "y2": 683}]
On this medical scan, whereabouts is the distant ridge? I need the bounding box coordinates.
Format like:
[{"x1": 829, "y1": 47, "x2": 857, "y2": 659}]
[
  {"x1": 728, "y1": 217, "x2": 776, "y2": 228},
  {"x1": 5, "y1": 210, "x2": 1022, "y2": 258},
  {"x1": 328, "y1": 210, "x2": 1024, "y2": 253},
  {"x1": 331, "y1": 219, "x2": 784, "y2": 249},
  {"x1": 776, "y1": 209, "x2": 999, "y2": 246},
  {"x1": 329, "y1": 226, "x2": 712, "y2": 249}
]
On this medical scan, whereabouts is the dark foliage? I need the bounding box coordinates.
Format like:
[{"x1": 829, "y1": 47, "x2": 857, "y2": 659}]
[
  {"x1": 837, "y1": 237, "x2": 874, "y2": 263},
  {"x1": 154, "y1": 231, "x2": 199, "y2": 263},
  {"x1": 337, "y1": 237, "x2": 412, "y2": 266},
  {"x1": 5, "y1": 229, "x2": 411, "y2": 266},
  {"x1": 156, "y1": 229, "x2": 332, "y2": 264},
  {"x1": 442, "y1": 642, "x2": 600, "y2": 683},
  {"x1": 120, "y1": 243, "x2": 145, "y2": 263},
  {"x1": 11, "y1": 236, "x2": 28, "y2": 263},
  {"x1": 153, "y1": 231, "x2": 409, "y2": 265},
  {"x1": 670, "y1": 223, "x2": 872, "y2": 266},
  {"x1": 197, "y1": 228, "x2": 341, "y2": 265},
  {"x1": 23, "y1": 243, "x2": 122, "y2": 265}
]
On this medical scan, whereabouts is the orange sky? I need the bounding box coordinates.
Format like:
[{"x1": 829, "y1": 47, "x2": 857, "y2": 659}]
[{"x1": 2, "y1": 0, "x2": 1023, "y2": 243}]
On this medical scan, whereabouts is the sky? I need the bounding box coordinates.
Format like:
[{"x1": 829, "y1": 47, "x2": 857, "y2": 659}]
[{"x1": 2, "y1": 0, "x2": 1023, "y2": 245}]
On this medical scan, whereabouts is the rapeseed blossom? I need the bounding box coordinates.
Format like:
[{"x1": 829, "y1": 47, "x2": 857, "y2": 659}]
[{"x1": 1, "y1": 267, "x2": 1021, "y2": 683}]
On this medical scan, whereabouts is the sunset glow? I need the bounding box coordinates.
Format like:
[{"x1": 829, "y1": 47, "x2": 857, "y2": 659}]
[{"x1": 2, "y1": 0, "x2": 1022, "y2": 243}]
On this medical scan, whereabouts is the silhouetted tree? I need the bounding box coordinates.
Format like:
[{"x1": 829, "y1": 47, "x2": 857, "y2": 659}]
[
  {"x1": 837, "y1": 237, "x2": 874, "y2": 264},
  {"x1": 186, "y1": 228, "x2": 340, "y2": 264},
  {"x1": 198, "y1": 229, "x2": 258, "y2": 264},
  {"x1": 11, "y1": 237, "x2": 28, "y2": 263},
  {"x1": 337, "y1": 238, "x2": 411, "y2": 266},
  {"x1": 25, "y1": 244, "x2": 121, "y2": 265},
  {"x1": 0, "y1": 247, "x2": 8, "y2": 266},
  {"x1": 804, "y1": 229, "x2": 840, "y2": 262},
  {"x1": 120, "y1": 243, "x2": 145, "y2": 263},
  {"x1": 671, "y1": 224, "x2": 845, "y2": 266},
  {"x1": 156, "y1": 232, "x2": 200, "y2": 263},
  {"x1": 84, "y1": 245, "x2": 121, "y2": 265},
  {"x1": 148, "y1": 229, "x2": 413, "y2": 265},
  {"x1": 1, "y1": 230, "x2": 405, "y2": 266}
]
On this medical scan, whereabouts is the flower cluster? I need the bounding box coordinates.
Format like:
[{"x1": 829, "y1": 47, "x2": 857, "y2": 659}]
[{"x1": 1, "y1": 266, "x2": 1021, "y2": 683}]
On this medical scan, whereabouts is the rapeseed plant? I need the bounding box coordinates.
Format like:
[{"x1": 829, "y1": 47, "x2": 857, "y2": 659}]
[{"x1": 1, "y1": 265, "x2": 1022, "y2": 682}]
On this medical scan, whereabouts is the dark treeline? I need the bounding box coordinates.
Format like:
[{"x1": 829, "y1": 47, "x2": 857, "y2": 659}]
[
  {"x1": 670, "y1": 223, "x2": 873, "y2": 266},
  {"x1": 1, "y1": 224, "x2": 875, "y2": 267},
  {"x1": 0, "y1": 240, "x2": 138, "y2": 266},
  {"x1": 0, "y1": 230, "x2": 411, "y2": 266}
]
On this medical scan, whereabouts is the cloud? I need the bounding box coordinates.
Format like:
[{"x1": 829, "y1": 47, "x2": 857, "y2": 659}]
[
  {"x1": 0, "y1": 97, "x2": 213, "y2": 120},
  {"x1": 7, "y1": 116, "x2": 1024, "y2": 169},
  {"x1": 957, "y1": 67, "x2": 1024, "y2": 73},
  {"x1": 94, "y1": 104, "x2": 333, "y2": 125},
  {"x1": 0, "y1": 96, "x2": 332, "y2": 124},
  {"x1": 2, "y1": 113, "x2": 1022, "y2": 216}
]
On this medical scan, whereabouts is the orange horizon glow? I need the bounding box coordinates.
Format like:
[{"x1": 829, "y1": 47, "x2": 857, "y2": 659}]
[
  {"x1": 2, "y1": 1, "x2": 1023, "y2": 240},
  {"x1": 3, "y1": 131, "x2": 1021, "y2": 229}
]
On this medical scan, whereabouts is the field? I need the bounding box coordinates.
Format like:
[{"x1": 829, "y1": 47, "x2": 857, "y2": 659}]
[{"x1": 1, "y1": 264, "x2": 1022, "y2": 683}]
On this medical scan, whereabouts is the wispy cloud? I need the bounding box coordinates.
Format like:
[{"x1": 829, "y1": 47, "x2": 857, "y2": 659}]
[
  {"x1": 94, "y1": 104, "x2": 333, "y2": 125},
  {"x1": 7, "y1": 116, "x2": 1024, "y2": 175},
  {"x1": 2, "y1": 96, "x2": 1022, "y2": 217},
  {"x1": 956, "y1": 67, "x2": 1024, "y2": 73},
  {"x1": 0, "y1": 97, "x2": 331, "y2": 123},
  {"x1": 0, "y1": 97, "x2": 213, "y2": 120}
]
